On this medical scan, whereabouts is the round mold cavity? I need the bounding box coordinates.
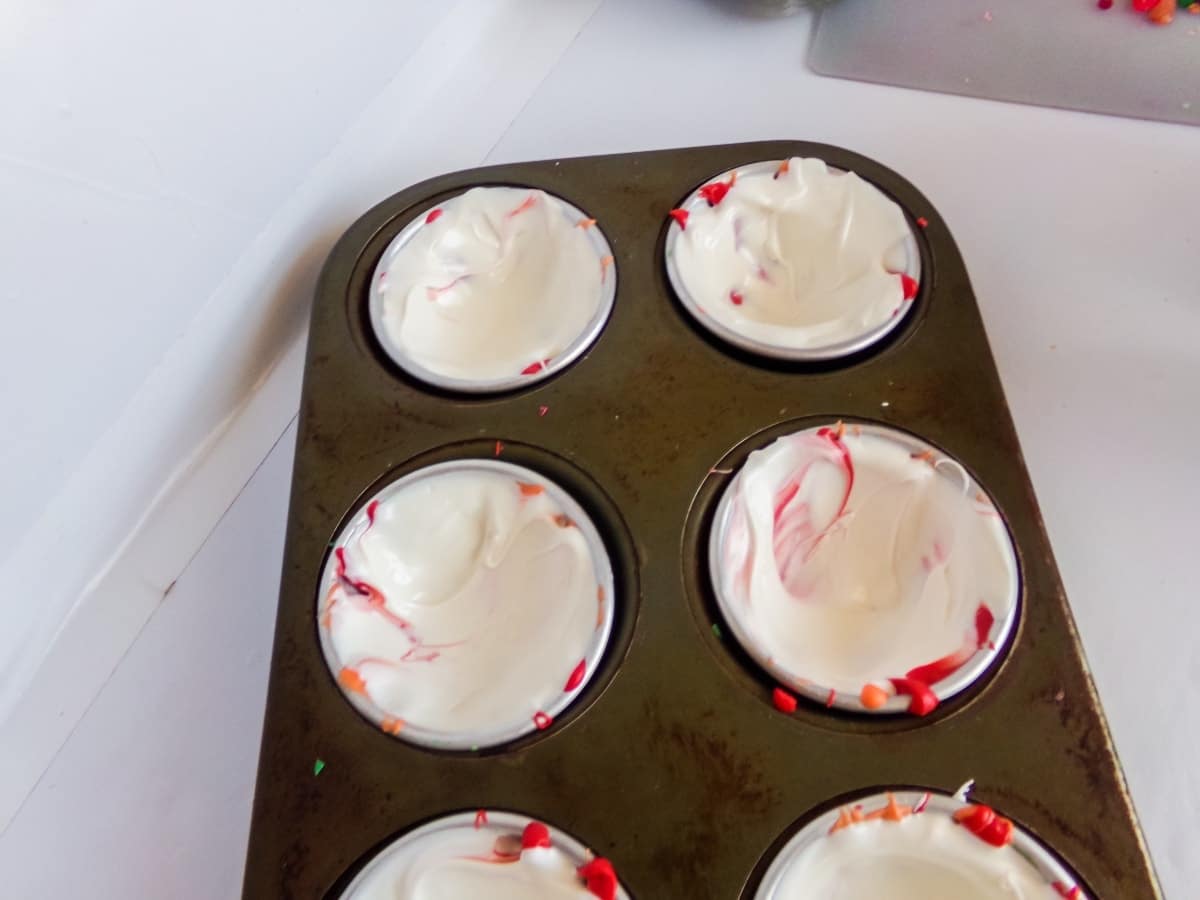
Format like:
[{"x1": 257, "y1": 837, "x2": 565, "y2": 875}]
[
  {"x1": 664, "y1": 158, "x2": 922, "y2": 363},
  {"x1": 369, "y1": 186, "x2": 617, "y2": 394},
  {"x1": 318, "y1": 456, "x2": 618, "y2": 752},
  {"x1": 701, "y1": 419, "x2": 1020, "y2": 719},
  {"x1": 336, "y1": 809, "x2": 633, "y2": 900},
  {"x1": 747, "y1": 788, "x2": 1089, "y2": 900}
]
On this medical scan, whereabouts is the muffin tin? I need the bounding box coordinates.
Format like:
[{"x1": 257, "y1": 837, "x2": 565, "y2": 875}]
[{"x1": 242, "y1": 141, "x2": 1160, "y2": 898}]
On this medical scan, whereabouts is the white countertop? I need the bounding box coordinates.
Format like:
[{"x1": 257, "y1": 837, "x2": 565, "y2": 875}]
[{"x1": 1, "y1": 0, "x2": 1197, "y2": 896}]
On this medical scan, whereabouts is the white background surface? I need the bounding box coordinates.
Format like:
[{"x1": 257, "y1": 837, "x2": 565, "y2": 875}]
[{"x1": 1, "y1": 0, "x2": 1197, "y2": 897}]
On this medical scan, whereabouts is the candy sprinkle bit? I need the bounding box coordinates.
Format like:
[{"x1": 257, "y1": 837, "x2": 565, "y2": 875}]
[
  {"x1": 668, "y1": 208, "x2": 689, "y2": 230},
  {"x1": 729, "y1": 290, "x2": 744, "y2": 306},
  {"x1": 313, "y1": 759, "x2": 326, "y2": 776},
  {"x1": 517, "y1": 481, "x2": 545, "y2": 497},
  {"x1": 825, "y1": 688, "x2": 837, "y2": 708},
  {"x1": 698, "y1": 172, "x2": 737, "y2": 207},
  {"x1": 533, "y1": 711, "x2": 554, "y2": 730},
  {"x1": 537, "y1": 404, "x2": 549, "y2": 417},
  {"x1": 553, "y1": 513, "x2": 575, "y2": 528},
  {"x1": 424, "y1": 207, "x2": 443, "y2": 225},
  {"x1": 578, "y1": 858, "x2": 619, "y2": 900},
  {"x1": 507, "y1": 194, "x2": 537, "y2": 218},
  {"x1": 900, "y1": 273, "x2": 919, "y2": 300},
  {"x1": 772, "y1": 686, "x2": 798, "y2": 714},
  {"x1": 494, "y1": 440, "x2": 505, "y2": 457},
  {"x1": 860, "y1": 683, "x2": 890, "y2": 709},
  {"x1": 600, "y1": 254, "x2": 614, "y2": 275},
  {"x1": 774, "y1": 158, "x2": 791, "y2": 179},
  {"x1": 337, "y1": 667, "x2": 368, "y2": 696},
  {"x1": 521, "y1": 822, "x2": 553, "y2": 850},
  {"x1": 576, "y1": 217, "x2": 596, "y2": 229},
  {"x1": 564, "y1": 659, "x2": 587, "y2": 692},
  {"x1": 916, "y1": 216, "x2": 929, "y2": 228},
  {"x1": 889, "y1": 676, "x2": 939, "y2": 716},
  {"x1": 474, "y1": 809, "x2": 489, "y2": 829},
  {"x1": 380, "y1": 717, "x2": 405, "y2": 736},
  {"x1": 1053, "y1": 882, "x2": 1083, "y2": 899},
  {"x1": 711, "y1": 622, "x2": 723, "y2": 639}
]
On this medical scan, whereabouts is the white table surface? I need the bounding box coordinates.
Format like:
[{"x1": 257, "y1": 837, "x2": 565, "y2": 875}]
[{"x1": 3, "y1": 0, "x2": 1198, "y2": 897}]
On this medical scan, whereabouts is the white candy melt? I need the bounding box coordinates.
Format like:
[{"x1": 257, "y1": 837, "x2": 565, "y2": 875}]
[
  {"x1": 375, "y1": 187, "x2": 610, "y2": 384},
  {"x1": 321, "y1": 463, "x2": 611, "y2": 747},
  {"x1": 715, "y1": 426, "x2": 1017, "y2": 705},
  {"x1": 672, "y1": 158, "x2": 915, "y2": 353}
]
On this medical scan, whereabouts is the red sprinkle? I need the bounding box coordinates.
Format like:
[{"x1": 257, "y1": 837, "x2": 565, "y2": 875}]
[
  {"x1": 978, "y1": 815, "x2": 1015, "y2": 847},
  {"x1": 668, "y1": 208, "x2": 689, "y2": 230},
  {"x1": 889, "y1": 676, "x2": 939, "y2": 716},
  {"x1": 975, "y1": 604, "x2": 995, "y2": 647},
  {"x1": 953, "y1": 803, "x2": 996, "y2": 833},
  {"x1": 564, "y1": 659, "x2": 587, "y2": 692},
  {"x1": 577, "y1": 858, "x2": 619, "y2": 900},
  {"x1": 772, "y1": 686, "x2": 798, "y2": 714},
  {"x1": 901, "y1": 273, "x2": 919, "y2": 300},
  {"x1": 494, "y1": 440, "x2": 504, "y2": 457},
  {"x1": 533, "y1": 711, "x2": 553, "y2": 730},
  {"x1": 424, "y1": 208, "x2": 443, "y2": 224},
  {"x1": 916, "y1": 216, "x2": 929, "y2": 228},
  {"x1": 698, "y1": 173, "x2": 736, "y2": 207},
  {"x1": 1053, "y1": 882, "x2": 1083, "y2": 899},
  {"x1": 474, "y1": 809, "x2": 488, "y2": 829},
  {"x1": 521, "y1": 361, "x2": 545, "y2": 375},
  {"x1": 825, "y1": 689, "x2": 837, "y2": 708},
  {"x1": 730, "y1": 290, "x2": 744, "y2": 306},
  {"x1": 1133, "y1": 0, "x2": 1153, "y2": 9},
  {"x1": 521, "y1": 821, "x2": 552, "y2": 850},
  {"x1": 365, "y1": 499, "x2": 380, "y2": 528},
  {"x1": 537, "y1": 405, "x2": 549, "y2": 417},
  {"x1": 1097, "y1": 0, "x2": 1113, "y2": 8}
]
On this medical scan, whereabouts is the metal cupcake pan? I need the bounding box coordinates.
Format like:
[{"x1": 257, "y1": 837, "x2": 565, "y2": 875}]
[
  {"x1": 243, "y1": 141, "x2": 1160, "y2": 899},
  {"x1": 316, "y1": 458, "x2": 617, "y2": 752}
]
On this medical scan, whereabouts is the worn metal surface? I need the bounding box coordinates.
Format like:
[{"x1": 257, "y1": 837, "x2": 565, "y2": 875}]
[{"x1": 242, "y1": 141, "x2": 1160, "y2": 899}]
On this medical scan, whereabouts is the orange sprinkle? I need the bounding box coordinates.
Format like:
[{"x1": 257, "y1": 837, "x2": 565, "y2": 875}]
[
  {"x1": 775, "y1": 159, "x2": 790, "y2": 178},
  {"x1": 911, "y1": 449, "x2": 937, "y2": 464},
  {"x1": 507, "y1": 194, "x2": 537, "y2": 217},
  {"x1": 576, "y1": 217, "x2": 596, "y2": 229},
  {"x1": 850, "y1": 806, "x2": 865, "y2": 824},
  {"x1": 553, "y1": 513, "x2": 575, "y2": 528},
  {"x1": 833, "y1": 420, "x2": 845, "y2": 439},
  {"x1": 953, "y1": 806, "x2": 977, "y2": 824},
  {"x1": 600, "y1": 254, "x2": 613, "y2": 274},
  {"x1": 320, "y1": 608, "x2": 333, "y2": 630},
  {"x1": 596, "y1": 585, "x2": 606, "y2": 628},
  {"x1": 829, "y1": 808, "x2": 856, "y2": 833},
  {"x1": 517, "y1": 482, "x2": 544, "y2": 497},
  {"x1": 338, "y1": 667, "x2": 368, "y2": 696},
  {"x1": 860, "y1": 683, "x2": 889, "y2": 709}
]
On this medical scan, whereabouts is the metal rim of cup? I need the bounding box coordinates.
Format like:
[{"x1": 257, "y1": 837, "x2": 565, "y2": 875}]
[
  {"x1": 707, "y1": 422, "x2": 1021, "y2": 715},
  {"x1": 317, "y1": 458, "x2": 617, "y2": 751},
  {"x1": 754, "y1": 789, "x2": 1087, "y2": 900},
  {"x1": 338, "y1": 810, "x2": 632, "y2": 900},
  {"x1": 369, "y1": 186, "x2": 618, "y2": 394},
  {"x1": 663, "y1": 159, "x2": 922, "y2": 362}
]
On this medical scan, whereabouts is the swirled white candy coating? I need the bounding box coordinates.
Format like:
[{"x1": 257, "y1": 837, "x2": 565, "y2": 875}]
[
  {"x1": 768, "y1": 810, "x2": 1064, "y2": 899},
  {"x1": 672, "y1": 158, "x2": 914, "y2": 351},
  {"x1": 322, "y1": 464, "x2": 609, "y2": 746},
  {"x1": 344, "y1": 817, "x2": 608, "y2": 900},
  {"x1": 716, "y1": 426, "x2": 1016, "y2": 699},
  {"x1": 375, "y1": 186, "x2": 609, "y2": 382}
]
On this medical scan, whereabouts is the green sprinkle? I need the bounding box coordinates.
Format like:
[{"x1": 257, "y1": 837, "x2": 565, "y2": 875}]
[
  {"x1": 712, "y1": 623, "x2": 723, "y2": 639},
  {"x1": 470, "y1": 745, "x2": 479, "y2": 752},
  {"x1": 313, "y1": 759, "x2": 326, "y2": 776}
]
